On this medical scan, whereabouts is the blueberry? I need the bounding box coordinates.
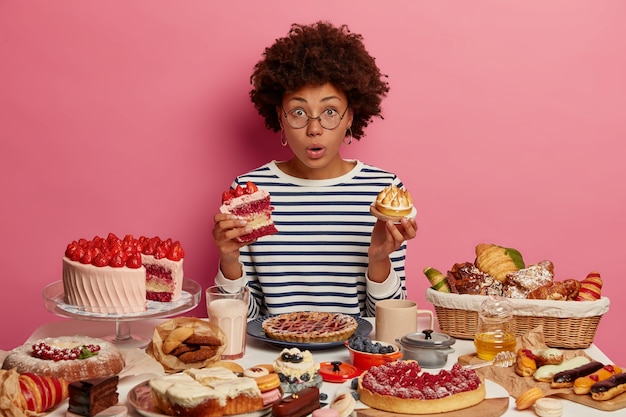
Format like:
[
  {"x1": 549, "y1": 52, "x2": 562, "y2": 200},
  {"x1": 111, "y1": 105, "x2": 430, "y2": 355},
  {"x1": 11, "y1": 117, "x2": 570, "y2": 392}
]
[
  {"x1": 350, "y1": 378, "x2": 358, "y2": 390},
  {"x1": 319, "y1": 393, "x2": 328, "y2": 401},
  {"x1": 301, "y1": 373, "x2": 310, "y2": 382}
]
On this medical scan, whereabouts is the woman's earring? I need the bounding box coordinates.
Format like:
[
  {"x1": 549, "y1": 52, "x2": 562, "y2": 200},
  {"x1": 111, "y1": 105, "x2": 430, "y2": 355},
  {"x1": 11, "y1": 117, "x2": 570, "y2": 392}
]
[
  {"x1": 344, "y1": 128, "x2": 353, "y2": 145},
  {"x1": 280, "y1": 129, "x2": 288, "y2": 147}
]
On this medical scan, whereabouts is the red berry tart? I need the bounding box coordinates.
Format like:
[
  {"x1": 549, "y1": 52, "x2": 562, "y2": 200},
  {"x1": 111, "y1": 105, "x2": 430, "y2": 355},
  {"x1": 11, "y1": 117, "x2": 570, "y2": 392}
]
[
  {"x1": 2, "y1": 336, "x2": 125, "y2": 383},
  {"x1": 357, "y1": 361, "x2": 486, "y2": 414},
  {"x1": 62, "y1": 233, "x2": 184, "y2": 313},
  {"x1": 220, "y1": 181, "x2": 278, "y2": 242}
]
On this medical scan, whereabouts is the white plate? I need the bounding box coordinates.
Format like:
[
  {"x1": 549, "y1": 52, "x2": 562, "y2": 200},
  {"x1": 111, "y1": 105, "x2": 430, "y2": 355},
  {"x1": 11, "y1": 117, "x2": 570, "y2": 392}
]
[
  {"x1": 369, "y1": 204, "x2": 417, "y2": 224},
  {"x1": 127, "y1": 380, "x2": 273, "y2": 417}
]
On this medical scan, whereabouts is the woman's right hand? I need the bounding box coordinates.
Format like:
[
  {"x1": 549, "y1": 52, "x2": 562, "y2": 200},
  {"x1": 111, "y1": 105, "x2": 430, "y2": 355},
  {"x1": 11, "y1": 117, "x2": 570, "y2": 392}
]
[{"x1": 212, "y1": 213, "x2": 255, "y2": 278}]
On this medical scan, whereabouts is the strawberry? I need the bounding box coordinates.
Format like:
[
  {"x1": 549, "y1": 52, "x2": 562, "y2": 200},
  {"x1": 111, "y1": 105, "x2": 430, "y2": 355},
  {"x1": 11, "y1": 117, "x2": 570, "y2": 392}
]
[
  {"x1": 168, "y1": 242, "x2": 185, "y2": 261},
  {"x1": 245, "y1": 181, "x2": 258, "y2": 193},
  {"x1": 65, "y1": 243, "x2": 80, "y2": 259},
  {"x1": 93, "y1": 252, "x2": 109, "y2": 267},
  {"x1": 70, "y1": 246, "x2": 86, "y2": 262},
  {"x1": 126, "y1": 252, "x2": 142, "y2": 268},
  {"x1": 222, "y1": 191, "x2": 234, "y2": 203},
  {"x1": 108, "y1": 251, "x2": 125, "y2": 267},
  {"x1": 80, "y1": 247, "x2": 97, "y2": 264},
  {"x1": 234, "y1": 184, "x2": 245, "y2": 197},
  {"x1": 154, "y1": 245, "x2": 168, "y2": 259}
]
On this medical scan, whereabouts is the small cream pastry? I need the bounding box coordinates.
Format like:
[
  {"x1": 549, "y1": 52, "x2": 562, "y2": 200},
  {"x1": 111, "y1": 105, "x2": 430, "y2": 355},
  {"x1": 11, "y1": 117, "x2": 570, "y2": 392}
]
[{"x1": 375, "y1": 185, "x2": 413, "y2": 217}]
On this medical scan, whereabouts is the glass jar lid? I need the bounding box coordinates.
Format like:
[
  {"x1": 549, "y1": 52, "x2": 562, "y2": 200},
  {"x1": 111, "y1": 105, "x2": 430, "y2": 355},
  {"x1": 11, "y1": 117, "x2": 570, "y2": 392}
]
[{"x1": 399, "y1": 330, "x2": 456, "y2": 348}]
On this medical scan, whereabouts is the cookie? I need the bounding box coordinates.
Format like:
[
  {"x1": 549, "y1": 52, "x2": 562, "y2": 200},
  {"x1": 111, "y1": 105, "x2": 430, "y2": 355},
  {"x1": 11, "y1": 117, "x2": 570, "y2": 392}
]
[
  {"x1": 185, "y1": 334, "x2": 223, "y2": 346},
  {"x1": 162, "y1": 327, "x2": 194, "y2": 354},
  {"x1": 177, "y1": 346, "x2": 219, "y2": 363}
]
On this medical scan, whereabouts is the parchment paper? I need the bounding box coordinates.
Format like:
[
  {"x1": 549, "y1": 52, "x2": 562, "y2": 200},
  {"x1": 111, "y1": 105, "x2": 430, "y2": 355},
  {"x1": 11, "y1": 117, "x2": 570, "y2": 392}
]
[
  {"x1": 465, "y1": 325, "x2": 591, "y2": 398},
  {"x1": 145, "y1": 317, "x2": 226, "y2": 373}
]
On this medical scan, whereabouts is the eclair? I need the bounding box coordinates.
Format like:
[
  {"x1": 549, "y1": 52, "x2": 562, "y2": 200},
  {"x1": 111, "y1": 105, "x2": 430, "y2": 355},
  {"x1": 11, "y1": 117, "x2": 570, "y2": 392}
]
[
  {"x1": 590, "y1": 372, "x2": 626, "y2": 401},
  {"x1": 551, "y1": 361, "x2": 604, "y2": 388},
  {"x1": 573, "y1": 364, "x2": 622, "y2": 395},
  {"x1": 533, "y1": 356, "x2": 590, "y2": 382}
]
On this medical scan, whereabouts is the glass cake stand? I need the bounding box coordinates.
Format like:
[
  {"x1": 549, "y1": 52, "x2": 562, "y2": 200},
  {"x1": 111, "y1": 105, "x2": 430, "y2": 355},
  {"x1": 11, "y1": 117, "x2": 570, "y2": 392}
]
[{"x1": 42, "y1": 278, "x2": 202, "y2": 348}]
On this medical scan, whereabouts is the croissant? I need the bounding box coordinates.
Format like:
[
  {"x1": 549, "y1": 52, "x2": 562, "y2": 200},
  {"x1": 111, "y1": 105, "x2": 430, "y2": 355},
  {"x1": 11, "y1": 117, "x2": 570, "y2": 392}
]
[
  {"x1": 527, "y1": 279, "x2": 580, "y2": 301},
  {"x1": 423, "y1": 267, "x2": 451, "y2": 292},
  {"x1": 0, "y1": 369, "x2": 69, "y2": 415},
  {"x1": 575, "y1": 271, "x2": 603, "y2": 301},
  {"x1": 475, "y1": 243, "x2": 525, "y2": 283}
]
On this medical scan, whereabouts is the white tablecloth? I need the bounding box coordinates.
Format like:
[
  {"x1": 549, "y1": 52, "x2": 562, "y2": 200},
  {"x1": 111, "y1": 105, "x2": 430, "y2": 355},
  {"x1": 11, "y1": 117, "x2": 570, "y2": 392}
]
[{"x1": 19, "y1": 317, "x2": 617, "y2": 416}]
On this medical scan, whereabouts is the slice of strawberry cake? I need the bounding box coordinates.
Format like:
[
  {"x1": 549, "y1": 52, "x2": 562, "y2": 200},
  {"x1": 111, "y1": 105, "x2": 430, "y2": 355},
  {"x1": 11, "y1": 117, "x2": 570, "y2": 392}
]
[{"x1": 220, "y1": 181, "x2": 278, "y2": 242}]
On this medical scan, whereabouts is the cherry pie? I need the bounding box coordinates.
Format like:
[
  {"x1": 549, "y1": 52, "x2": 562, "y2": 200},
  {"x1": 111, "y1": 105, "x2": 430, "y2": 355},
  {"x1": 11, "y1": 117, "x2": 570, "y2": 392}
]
[{"x1": 262, "y1": 312, "x2": 358, "y2": 343}]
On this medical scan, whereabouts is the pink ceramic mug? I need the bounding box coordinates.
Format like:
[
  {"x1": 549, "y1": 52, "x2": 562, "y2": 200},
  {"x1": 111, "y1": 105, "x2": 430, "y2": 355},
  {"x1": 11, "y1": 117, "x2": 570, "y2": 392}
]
[{"x1": 375, "y1": 299, "x2": 434, "y2": 345}]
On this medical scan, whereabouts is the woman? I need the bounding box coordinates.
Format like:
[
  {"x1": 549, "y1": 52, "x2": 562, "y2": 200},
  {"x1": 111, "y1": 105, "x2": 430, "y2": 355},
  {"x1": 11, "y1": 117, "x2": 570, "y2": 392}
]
[{"x1": 212, "y1": 21, "x2": 417, "y2": 318}]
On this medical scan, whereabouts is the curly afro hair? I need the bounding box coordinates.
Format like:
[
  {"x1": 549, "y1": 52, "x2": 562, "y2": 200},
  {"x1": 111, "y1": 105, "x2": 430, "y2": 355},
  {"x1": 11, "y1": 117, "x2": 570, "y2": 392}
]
[{"x1": 250, "y1": 21, "x2": 389, "y2": 140}]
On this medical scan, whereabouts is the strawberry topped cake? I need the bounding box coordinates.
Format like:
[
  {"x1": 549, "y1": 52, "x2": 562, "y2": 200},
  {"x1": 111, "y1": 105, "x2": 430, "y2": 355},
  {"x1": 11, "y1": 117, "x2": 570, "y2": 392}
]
[
  {"x1": 220, "y1": 181, "x2": 278, "y2": 242},
  {"x1": 62, "y1": 233, "x2": 184, "y2": 313},
  {"x1": 358, "y1": 361, "x2": 485, "y2": 414}
]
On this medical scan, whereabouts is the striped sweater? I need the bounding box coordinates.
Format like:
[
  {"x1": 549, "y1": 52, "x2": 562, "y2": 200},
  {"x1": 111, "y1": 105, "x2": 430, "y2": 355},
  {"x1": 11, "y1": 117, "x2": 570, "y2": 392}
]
[{"x1": 215, "y1": 160, "x2": 409, "y2": 318}]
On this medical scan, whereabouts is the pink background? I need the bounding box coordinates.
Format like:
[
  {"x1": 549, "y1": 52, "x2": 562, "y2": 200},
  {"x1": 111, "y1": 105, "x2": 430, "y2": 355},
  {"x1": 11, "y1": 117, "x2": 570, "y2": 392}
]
[{"x1": 1, "y1": 1, "x2": 624, "y2": 363}]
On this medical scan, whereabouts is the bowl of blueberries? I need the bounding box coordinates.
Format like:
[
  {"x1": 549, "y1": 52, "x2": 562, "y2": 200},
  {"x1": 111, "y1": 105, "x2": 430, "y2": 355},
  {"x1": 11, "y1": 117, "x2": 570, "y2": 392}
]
[{"x1": 345, "y1": 335, "x2": 403, "y2": 370}]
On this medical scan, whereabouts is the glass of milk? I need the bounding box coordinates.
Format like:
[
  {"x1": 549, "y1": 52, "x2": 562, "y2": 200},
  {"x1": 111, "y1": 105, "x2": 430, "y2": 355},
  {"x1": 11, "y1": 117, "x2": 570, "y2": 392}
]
[{"x1": 206, "y1": 285, "x2": 249, "y2": 359}]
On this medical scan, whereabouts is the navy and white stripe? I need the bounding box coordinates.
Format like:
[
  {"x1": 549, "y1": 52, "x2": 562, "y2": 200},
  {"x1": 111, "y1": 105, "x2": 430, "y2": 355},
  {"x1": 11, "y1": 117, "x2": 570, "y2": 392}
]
[{"x1": 216, "y1": 160, "x2": 408, "y2": 318}]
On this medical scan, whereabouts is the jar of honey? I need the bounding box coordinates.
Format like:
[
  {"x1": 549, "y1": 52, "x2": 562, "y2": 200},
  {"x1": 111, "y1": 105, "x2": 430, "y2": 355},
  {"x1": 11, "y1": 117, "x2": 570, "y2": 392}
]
[{"x1": 474, "y1": 295, "x2": 516, "y2": 360}]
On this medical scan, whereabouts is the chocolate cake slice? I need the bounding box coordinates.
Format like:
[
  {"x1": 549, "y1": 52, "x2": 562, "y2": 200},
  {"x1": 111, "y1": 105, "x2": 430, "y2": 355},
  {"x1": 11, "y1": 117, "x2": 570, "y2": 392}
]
[{"x1": 68, "y1": 375, "x2": 119, "y2": 416}]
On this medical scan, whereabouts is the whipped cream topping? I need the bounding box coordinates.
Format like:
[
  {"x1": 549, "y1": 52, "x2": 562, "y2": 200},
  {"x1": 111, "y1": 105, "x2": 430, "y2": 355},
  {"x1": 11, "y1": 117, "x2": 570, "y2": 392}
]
[
  {"x1": 219, "y1": 190, "x2": 270, "y2": 213},
  {"x1": 376, "y1": 185, "x2": 413, "y2": 211},
  {"x1": 150, "y1": 367, "x2": 261, "y2": 407},
  {"x1": 274, "y1": 348, "x2": 319, "y2": 380}
]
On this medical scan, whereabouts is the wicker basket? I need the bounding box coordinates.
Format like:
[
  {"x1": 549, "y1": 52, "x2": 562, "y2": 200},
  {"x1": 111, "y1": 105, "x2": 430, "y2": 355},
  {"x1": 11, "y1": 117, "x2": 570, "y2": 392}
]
[{"x1": 425, "y1": 288, "x2": 610, "y2": 349}]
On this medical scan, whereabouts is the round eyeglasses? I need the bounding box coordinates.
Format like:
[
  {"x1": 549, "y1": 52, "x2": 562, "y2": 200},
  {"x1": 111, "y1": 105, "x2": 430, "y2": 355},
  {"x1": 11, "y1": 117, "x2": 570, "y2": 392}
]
[{"x1": 281, "y1": 105, "x2": 349, "y2": 130}]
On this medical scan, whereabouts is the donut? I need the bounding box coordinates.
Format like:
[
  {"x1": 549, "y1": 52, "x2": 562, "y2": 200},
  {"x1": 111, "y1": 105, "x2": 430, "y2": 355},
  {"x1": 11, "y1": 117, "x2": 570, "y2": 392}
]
[
  {"x1": 515, "y1": 387, "x2": 544, "y2": 410},
  {"x1": 534, "y1": 397, "x2": 563, "y2": 417}
]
